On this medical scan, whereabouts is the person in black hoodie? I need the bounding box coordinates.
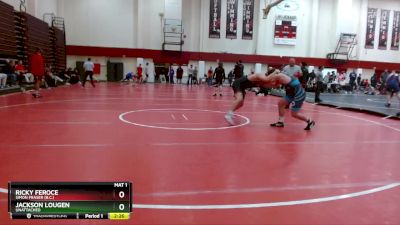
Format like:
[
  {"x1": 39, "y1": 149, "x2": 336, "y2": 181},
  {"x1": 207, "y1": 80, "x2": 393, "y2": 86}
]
[
  {"x1": 213, "y1": 62, "x2": 226, "y2": 96},
  {"x1": 233, "y1": 60, "x2": 244, "y2": 79}
]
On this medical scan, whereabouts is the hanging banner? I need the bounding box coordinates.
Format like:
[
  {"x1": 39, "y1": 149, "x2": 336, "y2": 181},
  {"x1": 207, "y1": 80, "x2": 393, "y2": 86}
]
[
  {"x1": 274, "y1": 15, "x2": 297, "y2": 46},
  {"x1": 209, "y1": 0, "x2": 221, "y2": 39},
  {"x1": 226, "y1": 0, "x2": 238, "y2": 39},
  {"x1": 365, "y1": 8, "x2": 377, "y2": 49},
  {"x1": 378, "y1": 9, "x2": 390, "y2": 50},
  {"x1": 391, "y1": 11, "x2": 400, "y2": 50},
  {"x1": 242, "y1": 0, "x2": 254, "y2": 40}
]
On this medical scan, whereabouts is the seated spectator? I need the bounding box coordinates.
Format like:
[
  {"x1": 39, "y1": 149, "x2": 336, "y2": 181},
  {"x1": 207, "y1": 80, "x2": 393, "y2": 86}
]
[
  {"x1": 14, "y1": 60, "x2": 25, "y2": 82},
  {"x1": 15, "y1": 60, "x2": 34, "y2": 83},
  {"x1": 59, "y1": 68, "x2": 72, "y2": 81},
  {"x1": 363, "y1": 80, "x2": 375, "y2": 95},
  {"x1": 45, "y1": 67, "x2": 64, "y2": 87},
  {"x1": 69, "y1": 68, "x2": 81, "y2": 85},
  {"x1": 4, "y1": 60, "x2": 17, "y2": 86}
]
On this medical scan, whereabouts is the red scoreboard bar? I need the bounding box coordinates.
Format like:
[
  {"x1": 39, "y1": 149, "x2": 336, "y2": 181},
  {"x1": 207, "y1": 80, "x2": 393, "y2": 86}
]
[{"x1": 8, "y1": 182, "x2": 132, "y2": 220}]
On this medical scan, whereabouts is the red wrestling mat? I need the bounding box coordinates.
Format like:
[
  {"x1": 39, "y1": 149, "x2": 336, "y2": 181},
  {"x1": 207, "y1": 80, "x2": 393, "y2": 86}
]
[{"x1": 0, "y1": 83, "x2": 399, "y2": 225}]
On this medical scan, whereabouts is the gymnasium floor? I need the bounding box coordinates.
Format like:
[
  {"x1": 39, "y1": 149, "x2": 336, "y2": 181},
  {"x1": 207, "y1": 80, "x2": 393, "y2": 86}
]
[
  {"x1": 0, "y1": 83, "x2": 399, "y2": 225},
  {"x1": 305, "y1": 92, "x2": 400, "y2": 117}
]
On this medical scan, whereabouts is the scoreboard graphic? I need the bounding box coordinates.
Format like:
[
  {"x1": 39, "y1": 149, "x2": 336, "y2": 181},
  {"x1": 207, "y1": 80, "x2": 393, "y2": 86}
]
[
  {"x1": 8, "y1": 182, "x2": 132, "y2": 220},
  {"x1": 274, "y1": 15, "x2": 297, "y2": 46}
]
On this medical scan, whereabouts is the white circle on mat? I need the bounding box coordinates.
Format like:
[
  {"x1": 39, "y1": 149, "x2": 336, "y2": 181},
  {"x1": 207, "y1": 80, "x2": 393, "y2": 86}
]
[{"x1": 119, "y1": 109, "x2": 250, "y2": 131}]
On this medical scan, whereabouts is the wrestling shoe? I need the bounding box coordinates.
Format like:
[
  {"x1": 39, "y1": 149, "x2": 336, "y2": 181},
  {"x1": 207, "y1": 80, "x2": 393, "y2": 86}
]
[
  {"x1": 270, "y1": 122, "x2": 285, "y2": 128},
  {"x1": 304, "y1": 120, "x2": 315, "y2": 131},
  {"x1": 224, "y1": 114, "x2": 235, "y2": 126}
]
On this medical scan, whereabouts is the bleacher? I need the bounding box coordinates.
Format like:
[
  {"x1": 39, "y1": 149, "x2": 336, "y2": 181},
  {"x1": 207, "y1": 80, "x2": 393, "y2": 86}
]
[
  {"x1": 51, "y1": 27, "x2": 66, "y2": 72},
  {"x1": 0, "y1": 1, "x2": 66, "y2": 95},
  {"x1": 0, "y1": 1, "x2": 17, "y2": 58}
]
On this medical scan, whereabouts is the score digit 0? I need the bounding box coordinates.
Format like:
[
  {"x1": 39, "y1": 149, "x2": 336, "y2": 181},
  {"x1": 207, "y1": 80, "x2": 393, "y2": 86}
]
[{"x1": 119, "y1": 191, "x2": 125, "y2": 199}]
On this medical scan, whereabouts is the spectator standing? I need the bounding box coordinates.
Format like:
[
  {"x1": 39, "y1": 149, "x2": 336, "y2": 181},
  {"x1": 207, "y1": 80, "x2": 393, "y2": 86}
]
[
  {"x1": 283, "y1": 58, "x2": 303, "y2": 102},
  {"x1": 300, "y1": 62, "x2": 309, "y2": 88},
  {"x1": 192, "y1": 66, "x2": 198, "y2": 85},
  {"x1": 207, "y1": 67, "x2": 213, "y2": 85},
  {"x1": 371, "y1": 72, "x2": 378, "y2": 90},
  {"x1": 349, "y1": 69, "x2": 357, "y2": 92},
  {"x1": 29, "y1": 48, "x2": 45, "y2": 97},
  {"x1": 227, "y1": 69, "x2": 234, "y2": 87},
  {"x1": 82, "y1": 58, "x2": 95, "y2": 88},
  {"x1": 380, "y1": 69, "x2": 389, "y2": 94},
  {"x1": 0, "y1": 72, "x2": 7, "y2": 88},
  {"x1": 136, "y1": 64, "x2": 143, "y2": 83},
  {"x1": 238, "y1": 60, "x2": 244, "y2": 77},
  {"x1": 176, "y1": 65, "x2": 183, "y2": 84},
  {"x1": 213, "y1": 62, "x2": 226, "y2": 96},
  {"x1": 233, "y1": 61, "x2": 244, "y2": 79},
  {"x1": 145, "y1": 63, "x2": 150, "y2": 81},
  {"x1": 314, "y1": 66, "x2": 324, "y2": 103},
  {"x1": 324, "y1": 72, "x2": 331, "y2": 84},
  {"x1": 338, "y1": 72, "x2": 346, "y2": 86},
  {"x1": 357, "y1": 74, "x2": 362, "y2": 88},
  {"x1": 169, "y1": 66, "x2": 175, "y2": 84},
  {"x1": 282, "y1": 58, "x2": 302, "y2": 79},
  {"x1": 330, "y1": 71, "x2": 339, "y2": 93},
  {"x1": 187, "y1": 65, "x2": 194, "y2": 86},
  {"x1": 381, "y1": 69, "x2": 390, "y2": 84}
]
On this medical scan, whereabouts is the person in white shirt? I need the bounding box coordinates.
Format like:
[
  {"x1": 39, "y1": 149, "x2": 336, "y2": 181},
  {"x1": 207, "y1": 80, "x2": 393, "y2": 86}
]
[
  {"x1": 282, "y1": 58, "x2": 302, "y2": 79},
  {"x1": 82, "y1": 58, "x2": 95, "y2": 88},
  {"x1": 0, "y1": 73, "x2": 7, "y2": 88}
]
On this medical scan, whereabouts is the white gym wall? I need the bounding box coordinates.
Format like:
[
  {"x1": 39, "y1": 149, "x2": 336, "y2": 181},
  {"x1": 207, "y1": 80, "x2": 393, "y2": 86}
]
[
  {"x1": 4, "y1": 0, "x2": 400, "y2": 62},
  {"x1": 2, "y1": 0, "x2": 58, "y2": 19},
  {"x1": 4, "y1": 0, "x2": 400, "y2": 80},
  {"x1": 59, "y1": 0, "x2": 400, "y2": 62}
]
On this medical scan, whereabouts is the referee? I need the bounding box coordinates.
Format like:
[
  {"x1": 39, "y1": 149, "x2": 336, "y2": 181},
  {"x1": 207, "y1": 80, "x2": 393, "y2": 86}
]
[{"x1": 82, "y1": 58, "x2": 95, "y2": 88}]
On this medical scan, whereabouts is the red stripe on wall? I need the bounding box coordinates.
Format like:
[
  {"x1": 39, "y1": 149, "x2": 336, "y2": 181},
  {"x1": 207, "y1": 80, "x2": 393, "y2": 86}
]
[{"x1": 66, "y1": 45, "x2": 400, "y2": 70}]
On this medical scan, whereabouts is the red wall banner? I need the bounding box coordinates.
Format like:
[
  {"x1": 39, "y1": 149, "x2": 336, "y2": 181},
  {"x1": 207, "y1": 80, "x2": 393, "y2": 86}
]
[
  {"x1": 365, "y1": 8, "x2": 377, "y2": 49},
  {"x1": 226, "y1": 0, "x2": 238, "y2": 39},
  {"x1": 209, "y1": 0, "x2": 221, "y2": 39},
  {"x1": 378, "y1": 9, "x2": 390, "y2": 50},
  {"x1": 242, "y1": 0, "x2": 254, "y2": 40},
  {"x1": 391, "y1": 11, "x2": 400, "y2": 51}
]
